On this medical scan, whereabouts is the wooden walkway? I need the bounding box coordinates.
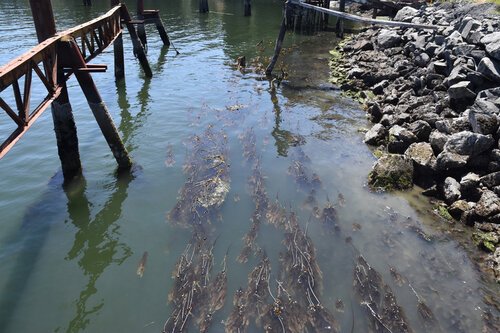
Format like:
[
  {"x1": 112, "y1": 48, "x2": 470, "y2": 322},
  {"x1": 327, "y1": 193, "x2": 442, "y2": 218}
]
[{"x1": 0, "y1": 0, "x2": 170, "y2": 182}]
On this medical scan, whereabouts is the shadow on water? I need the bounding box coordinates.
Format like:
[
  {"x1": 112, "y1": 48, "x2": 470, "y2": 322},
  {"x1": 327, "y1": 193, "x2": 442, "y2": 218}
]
[
  {"x1": 62, "y1": 172, "x2": 134, "y2": 332},
  {"x1": 0, "y1": 172, "x2": 66, "y2": 333}
]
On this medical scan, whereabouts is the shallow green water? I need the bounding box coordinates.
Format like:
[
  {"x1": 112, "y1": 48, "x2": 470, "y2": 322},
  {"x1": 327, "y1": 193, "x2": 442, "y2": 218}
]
[{"x1": 0, "y1": 1, "x2": 498, "y2": 332}]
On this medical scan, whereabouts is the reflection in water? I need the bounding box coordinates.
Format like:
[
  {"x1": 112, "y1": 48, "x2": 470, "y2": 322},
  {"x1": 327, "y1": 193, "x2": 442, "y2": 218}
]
[
  {"x1": 63, "y1": 173, "x2": 133, "y2": 332},
  {"x1": 0, "y1": 173, "x2": 66, "y2": 333},
  {"x1": 116, "y1": 46, "x2": 170, "y2": 149},
  {"x1": 269, "y1": 82, "x2": 304, "y2": 157}
]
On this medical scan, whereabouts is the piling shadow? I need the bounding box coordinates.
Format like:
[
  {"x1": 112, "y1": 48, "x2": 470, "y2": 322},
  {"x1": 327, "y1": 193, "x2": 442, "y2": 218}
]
[{"x1": 0, "y1": 172, "x2": 66, "y2": 333}]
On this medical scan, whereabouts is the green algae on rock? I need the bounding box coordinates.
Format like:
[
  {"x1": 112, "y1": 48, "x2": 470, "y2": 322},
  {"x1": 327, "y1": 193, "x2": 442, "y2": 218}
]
[{"x1": 368, "y1": 153, "x2": 414, "y2": 191}]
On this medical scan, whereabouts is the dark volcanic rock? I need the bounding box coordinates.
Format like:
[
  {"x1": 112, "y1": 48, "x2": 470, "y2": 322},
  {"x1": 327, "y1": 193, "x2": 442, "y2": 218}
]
[
  {"x1": 480, "y1": 171, "x2": 500, "y2": 189},
  {"x1": 443, "y1": 131, "x2": 494, "y2": 156},
  {"x1": 377, "y1": 29, "x2": 402, "y2": 49},
  {"x1": 408, "y1": 120, "x2": 432, "y2": 141},
  {"x1": 388, "y1": 125, "x2": 418, "y2": 153},
  {"x1": 481, "y1": 32, "x2": 500, "y2": 61},
  {"x1": 436, "y1": 151, "x2": 468, "y2": 171},
  {"x1": 429, "y1": 130, "x2": 449, "y2": 154},
  {"x1": 475, "y1": 190, "x2": 500, "y2": 218},
  {"x1": 364, "y1": 124, "x2": 387, "y2": 146},
  {"x1": 478, "y1": 57, "x2": 500, "y2": 82}
]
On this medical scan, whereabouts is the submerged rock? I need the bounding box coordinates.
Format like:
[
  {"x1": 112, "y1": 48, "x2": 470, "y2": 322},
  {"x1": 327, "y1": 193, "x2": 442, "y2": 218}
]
[{"x1": 368, "y1": 154, "x2": 414, "y2": 191}]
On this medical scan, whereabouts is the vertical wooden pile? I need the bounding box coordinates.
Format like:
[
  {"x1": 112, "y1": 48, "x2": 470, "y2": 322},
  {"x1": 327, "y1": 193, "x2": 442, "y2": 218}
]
[
  {"x1": 199, "y1": 0, "x2": 209, "y2": 13},
  {"x1": 28, "y1": 0, "x2": 82, "y2": 181},
  {"x1": 28, "y1": 0, "x2": 132, "y2": 183},
  {"x1": 244, "y1": 0, "x2": 251, "y2": 16}
]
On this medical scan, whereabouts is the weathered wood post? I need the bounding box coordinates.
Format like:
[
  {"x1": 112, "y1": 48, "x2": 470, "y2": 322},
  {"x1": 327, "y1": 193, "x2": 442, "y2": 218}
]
[
  {"x1": 244, "y1": 0, "x2": 251, "y2": 16},
  {"x1": 266, "y1": 2, "x2": 288, "y2": 76},
  {"x1": 58, "y1": 38, "x2": 132, "y2": 170},
  {"x1": 120, "y1": 4, "x2": 153, "y2": 77},
  {"x1": 336, "y1": 0, "x2": 345, "y2": 38},
  {"x1": 199, "y1": 0, "x2": 209, "y2": 13},
  {"x1": 111, "y1": 0, "x2": 125, "y2": 80},
  {"x1": 136, "y1": 0, "x2": 148, "y2": 49},
  {"x1": 28, "y1": 0, "x2": 82, "y2": 182},
  {"x1": 154, "y1": 17, "x2": 171, "y2": 46}
]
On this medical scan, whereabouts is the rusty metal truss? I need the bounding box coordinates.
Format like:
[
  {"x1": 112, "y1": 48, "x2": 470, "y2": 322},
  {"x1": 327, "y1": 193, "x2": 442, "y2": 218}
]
[{"x1": 0, "y1": 5, "x2": 127, "y2": 158}]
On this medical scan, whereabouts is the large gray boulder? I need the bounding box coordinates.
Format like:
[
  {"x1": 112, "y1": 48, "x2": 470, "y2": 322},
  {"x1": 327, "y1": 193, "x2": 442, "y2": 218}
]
[
  {"x1": 388, "y1": 125, "x2": 418, "y2": 153},
  {"x1": 448, "y1": 81, "x2": 476, "y2": 100},
  {"x1": 377, "y1": 29, "x2": 402, "y2": 49},
  {"x1": 475, "y1": 190, "x2": 500, "y2": 218},
  {"x1": 408, "y1": 120, "x2": 432, "y2": 141},
  {"x1": 478, "y1": 57, "x2": 500, "y2": 82},
  {"x1": 405, "y1": 142, "x2": 436, "y2": 170},
  {"x1": 443, "y1": 131, "x2": 494, "y2": 156},
  {"x1": 480, "y1": 171, "x2": 500, "y2": 189},
  {"x1": 368, "y1": 154, "x2": 414, "y2": 191},
  {"x1": 364, "y1": 124, "x2": 387, "y2": 146},
  {"x1": 481, "y1": 32, "x2": 500, "y2": 61},
  {"x1": 394, "y1": 6, "x2": 419, "y2": 22},
  {"x1": 436, "y1": 151, "x2": 468, "y2": 171},
  {"x1": 444, "y1": 177, "x2": 461, "y2": 204},
  {"x1": 429, "y1": 130, "x2": 449, "y2": 154}
]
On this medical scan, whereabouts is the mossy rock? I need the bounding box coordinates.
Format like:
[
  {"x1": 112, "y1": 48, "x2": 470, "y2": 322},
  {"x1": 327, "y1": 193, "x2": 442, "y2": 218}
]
[
  {"x1": 436, "y1": 205, "x2": 453, "y2": 221},
  {"x1": 472, "y1": 231, "x2": 499, "y2": 253},
  {"x1": 368, "y1": 153, "x2": 414, "y2": 191}
]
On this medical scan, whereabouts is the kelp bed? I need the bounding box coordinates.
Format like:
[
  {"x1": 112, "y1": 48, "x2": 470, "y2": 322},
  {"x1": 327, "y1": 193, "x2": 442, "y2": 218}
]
[{"x1": 159, "y1": 124, "x2": 484, "y2": 333}]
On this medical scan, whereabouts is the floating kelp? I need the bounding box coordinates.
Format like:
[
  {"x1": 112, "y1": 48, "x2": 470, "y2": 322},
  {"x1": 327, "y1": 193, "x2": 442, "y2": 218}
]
[
  {"x1": 164, "y1": 234, "x2": 224, "y2": 333},
  {"x1": 198, "y1": 250, "x2": 229, "y2": 333},
  {"x1": 165, "y1": 144, "x2": 175, "y2": 167},
  {"x1": 288, "y1": 147, "x2": 322, "y2": 190},
  {"x1": 408, "y1": 283, "x2": 441, "y2": 332},
  {"x1": 338, "y1": 193, "x2": 346, "y2": 207},
  {"x1": 240, "y1": 128, "x2": 257, "y2": 164},
  {"x1": 320, "y1": 198, "x2": 339, "y2": 232},
  {"x1": 238, "y1": 129, "x2": 269, "y2": 262},
  {"x1": 167, "y1": 127, "x2": 230, "y2": 228},
  {"x1": 353, "y1": 255, "x2": 413, "y2": 333},
  {"x1": 136, "y1": 251, "x2": 148, "y2": 278},
  {"x1": 389, "y1": 266, "x2": 406, "y2": 287},
  {"x1": 281, "y1": 212, "x2": 324, "y2": 303},
  {"x1": 260, "y1": 280, "x2": 309, "y2": 333},
  {"x1": 225, "y1": 254, "x2": 271, "y2": 332}
]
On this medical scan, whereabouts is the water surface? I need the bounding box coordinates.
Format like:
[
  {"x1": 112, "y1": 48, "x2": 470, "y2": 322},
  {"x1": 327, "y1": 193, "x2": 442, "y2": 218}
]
[{"x1": 0, "y1": 0, "x2": 498, "y2": 332}]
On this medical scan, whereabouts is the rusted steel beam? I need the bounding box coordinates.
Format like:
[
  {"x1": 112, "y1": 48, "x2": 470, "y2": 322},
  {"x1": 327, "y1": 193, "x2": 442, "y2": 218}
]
[
  {"x1": 120, "y1": 4, "x2": 152, "y2": 77},
  {"x1": 0, "y1": 86, "x2": 62, "y2": 159},
  {"x1": 0, "y1": 6, "x2": 122, "y2": 91},
  {"x1": 58, "y1": 38, "x2": 132, "y2": 170}
]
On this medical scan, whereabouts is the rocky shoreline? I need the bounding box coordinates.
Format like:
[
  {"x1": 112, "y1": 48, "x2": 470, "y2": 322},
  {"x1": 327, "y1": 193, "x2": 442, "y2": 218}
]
[{"x1": 332, "y1": 1, "x2": 500, "y2": 282}]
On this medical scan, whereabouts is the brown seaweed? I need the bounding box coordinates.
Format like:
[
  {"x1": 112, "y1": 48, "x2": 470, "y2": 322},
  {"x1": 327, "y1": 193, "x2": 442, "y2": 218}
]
[
  {"x1": 167, "y1": 127, "x2": 230, "y2": 228},
  {"x1": 353, "y1": 255, "x2": 413, "y2": 333}
]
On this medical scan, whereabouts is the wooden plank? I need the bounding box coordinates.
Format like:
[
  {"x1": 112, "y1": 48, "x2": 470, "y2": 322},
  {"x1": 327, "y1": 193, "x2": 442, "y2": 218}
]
[{"x1": 290, "y1": 0, "x2": 439, "y2": 30}]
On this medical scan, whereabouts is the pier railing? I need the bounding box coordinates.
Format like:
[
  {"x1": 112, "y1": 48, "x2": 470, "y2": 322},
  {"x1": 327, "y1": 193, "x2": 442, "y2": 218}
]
[
  {"x1": 0, "y1": 0, "x2": 171, "y2": 182},
  {"x1": 0, "y1": 6, "x2": 123, "y2": 158}
]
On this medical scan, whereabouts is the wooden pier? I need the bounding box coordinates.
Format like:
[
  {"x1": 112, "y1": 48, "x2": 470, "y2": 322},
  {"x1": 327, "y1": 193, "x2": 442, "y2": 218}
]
[
  {"x1": 266, "y1": 0, "x2": 438, "y2": 75},
  {"x1": 0, "y1": 0, "x2": 171, "y2": 182}
]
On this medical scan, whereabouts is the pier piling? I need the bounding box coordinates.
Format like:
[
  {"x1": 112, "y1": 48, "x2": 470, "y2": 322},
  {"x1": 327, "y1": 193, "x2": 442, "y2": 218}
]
[
  {"x1": 29, "y1": 0, "x2": 82, "y2": 182},
  {"x1": 244, "y1": 0, "x2": 252, "y2": 16},
  {"x1": 58, "y1": 39, "x2": 132, "y2": 170}
]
